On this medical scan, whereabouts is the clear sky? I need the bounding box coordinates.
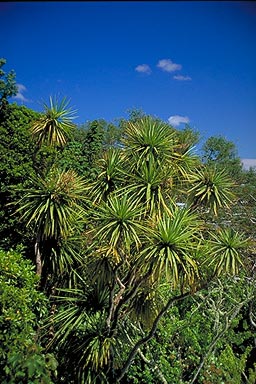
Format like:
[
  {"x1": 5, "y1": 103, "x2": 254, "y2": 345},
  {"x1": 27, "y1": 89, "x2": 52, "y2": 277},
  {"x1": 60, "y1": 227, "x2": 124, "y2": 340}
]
[{"x1": 1, "y1": 1, "x2": 256, "y2": 159}]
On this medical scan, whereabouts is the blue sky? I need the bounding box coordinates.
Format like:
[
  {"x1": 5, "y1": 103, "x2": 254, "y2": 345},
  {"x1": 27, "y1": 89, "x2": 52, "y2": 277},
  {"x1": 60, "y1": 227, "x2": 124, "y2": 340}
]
[{"x1": 1, "y1": 1, "x2": 256, "y2": 160}]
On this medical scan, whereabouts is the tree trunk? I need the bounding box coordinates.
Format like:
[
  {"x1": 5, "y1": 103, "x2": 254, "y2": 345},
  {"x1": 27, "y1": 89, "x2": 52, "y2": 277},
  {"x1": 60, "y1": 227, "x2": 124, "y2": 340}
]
[{"x1": 35, "y1": 235, "x2": 42, "y2": 276}]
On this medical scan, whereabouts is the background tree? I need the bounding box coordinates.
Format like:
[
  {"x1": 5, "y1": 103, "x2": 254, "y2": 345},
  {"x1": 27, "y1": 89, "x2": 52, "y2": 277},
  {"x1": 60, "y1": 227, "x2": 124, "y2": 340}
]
[
  {"x1": 80, "y1": 120, "x2": 105, "y2": 178},
  {"x1": 0, "y1": 58, "x2": 18, "y2": 108},
  {"x1": 202, "y1": 135, "x2": 243, "y2": 179},
  {"x1": 57, "y1": 119, "x2": 122, "y2": 178},
  {"x1": 56, "y1": 126, "x2": 89, "y2": 176},
  {"x1": 201, "y1": 136, "x2": 256, "y2": 269},
  {"x1": 0, "y1": 103, "x2": 38, "y2": 251},
  {"x1": 232, "y1": 167, "x2": 256, "y2": 238}
]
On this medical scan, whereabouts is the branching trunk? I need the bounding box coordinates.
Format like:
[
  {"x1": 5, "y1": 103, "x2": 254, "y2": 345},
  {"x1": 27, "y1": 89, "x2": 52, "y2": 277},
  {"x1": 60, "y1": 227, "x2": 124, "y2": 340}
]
[
  {"x1": 106, "y1": 254, "x2": 125, "y2": 334},
  {"x1": 110, "y1": 266, "x2": 154, "y2": 336},
  {"x1": 106, "y1": 246, "x2": 150, "y2": 336},
  {"x1": 106, "y1": 272, "x2": 125, "y2": 333}
]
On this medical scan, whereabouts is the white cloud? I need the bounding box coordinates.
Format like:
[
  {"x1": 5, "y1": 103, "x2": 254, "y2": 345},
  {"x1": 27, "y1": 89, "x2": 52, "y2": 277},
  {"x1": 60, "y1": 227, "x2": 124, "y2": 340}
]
[
  {"x1": 241, "y1": 158, "x2": 256, "y2": 170},
  {"x1": 13, "y1": 83, "x2": 29, "y2": 102},
  {"x1": 135, "y1": 64, "x2": 152, "y2": 74},
  {"x1": 157, "y1": 59, "x2": 182, "y2": 72},
  {"x1": 173, "y1": 74, "x2": 192, "y2": 81},
  {"x1": 168, "y1": 115, "x2": 190, "y2": 127}
]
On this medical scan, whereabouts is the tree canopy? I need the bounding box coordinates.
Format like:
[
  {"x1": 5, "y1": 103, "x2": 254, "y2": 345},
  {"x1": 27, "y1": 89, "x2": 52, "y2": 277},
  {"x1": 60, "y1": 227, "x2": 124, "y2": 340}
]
[
  {"x1": 0, "y1": 60, "x2": 255, "y2": 383},
  {"x1": 0, "y1": 58, "x2": 18, "y2": 106}
]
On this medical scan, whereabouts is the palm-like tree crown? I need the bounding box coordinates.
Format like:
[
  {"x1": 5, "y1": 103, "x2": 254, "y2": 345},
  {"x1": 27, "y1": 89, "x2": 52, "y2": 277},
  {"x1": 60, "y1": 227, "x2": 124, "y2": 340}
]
[
  {"x1": 122, "y1": 158, "x2": 173, "y2": 217},
  {"x1": 208, "y1": 228, "x2": 248, "y2": 276},
  {"x1": 122, "y1": 116, "x2": 175, "y2": 167},
  {"x1": 140, "y1": 206, "x2": 201, "y2": 288},
  {"x1": 89, "y1": 148, "x2": 124, "y2": 204},
  {"x1": 31, "y1": 96, "x2": 77, "y2": 147},
  {"x1": 16, "y1": 168, "x2": 87, "y2": 240},
  {"x1": 93, "y1": 194, "x2": 145, "y2": 261},
  {"x1": 188, "y1": 166, "x2": 235, "y2": 215}
]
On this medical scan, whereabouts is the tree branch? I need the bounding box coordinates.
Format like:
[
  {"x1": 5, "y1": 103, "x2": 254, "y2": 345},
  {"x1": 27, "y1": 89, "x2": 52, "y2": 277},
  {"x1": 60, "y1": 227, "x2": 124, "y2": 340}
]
[{"x1": 116, "y1": 290, "x2": 191, "y2": 382}]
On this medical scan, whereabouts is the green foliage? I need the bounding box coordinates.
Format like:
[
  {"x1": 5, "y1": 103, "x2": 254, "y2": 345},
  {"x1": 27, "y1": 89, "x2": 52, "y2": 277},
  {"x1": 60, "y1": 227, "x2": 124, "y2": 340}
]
[
  {"x1": 0, "y1": 58, "x2": 18, "y2": 105},
  {"x1": 126, "y1": 108, "x2": 146, "y2": 122},
  {"x1": 45, "y1": 279, "x2": 113, "y2": 383},
  {"x1": 89, "y1": 148, "x2": 124, "y2": 203},
  {"x1": 81, "y1": 120, "x2": 105, "y2": 178},
  {"x1": 127, "y1": 276, "x2": 255, "y2": 383},
  {"x1": 123, "y1": 157, "x2": 174, "y2": 217},
  {"x1": 0, "y1": 249, "x2": 57, "y2": 383},
  {"x1": 141, "y1": 207, "x2": 200, "y2": 287},
  {"x1": 0, "y1": 76, "x2": 254, "y2": 383},
  {"x1": 202, "y1": 135, "x2": 243, "y2": 179},
  {"x1": 33, "y1": 143, "x2": 59, "y2": 177},
  {"x1": 0, "y1": 103, "x2": 38, "y2": 250},
  {"x1": 94, "y1": 193, "x2": 145, "y2": 253},
  {"x1": 203, "y1": 135, "x2": 237, "y2": 162},
  {"x1": 56, "y1": 132, "x2": 87, "y2": 175},
  {"x1": 176, "y1": 125, "x2": 200, "y2": 155},
  {"x1": 16, "y1": 168, "x2": 87, "y2": 240},
  {"x1": 203, "y1": 345, "x2": 251, "y2": 384},
  {"x1": 103, "y1": 121, "x2": 123, "y2": 148},
  {"x1": 231, "y1": 167, "x2": 256, "y2": 238},
  {"x1": 57, "y1": 119, "x2": 111, "y2": 178}
]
